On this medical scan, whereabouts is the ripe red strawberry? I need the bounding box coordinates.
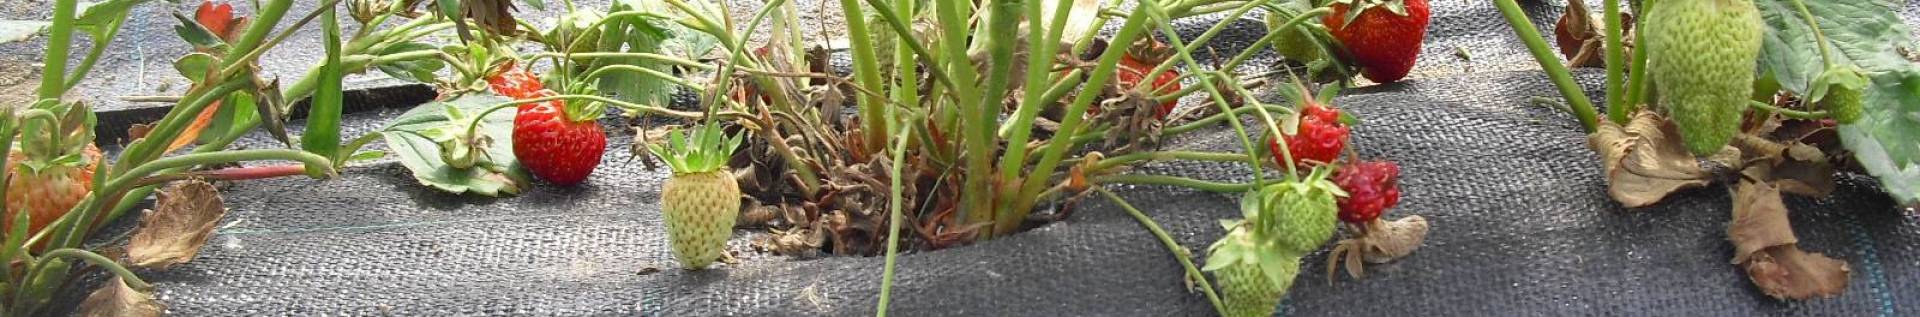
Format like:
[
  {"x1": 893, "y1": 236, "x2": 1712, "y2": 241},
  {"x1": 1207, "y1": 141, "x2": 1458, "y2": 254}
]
[
  {"x1": 1115, "y1": 54, "x2": 1182, "y2": 119},
  {"x1": 1268, "y1": 104, "x2": 1349, "y2": 168},
  {"x1": 512, "y1": 89, "x2": 607, "y2": 186},
  {"x1": 1333, "y1": 160, "x2": 1401, "y2": 224},
  {"x1": 486, "y1": 64, "x2": 544, "y2": 100},
  {"x1": 1324, "y1": 0, "x2": 1431, "y2": 83}
]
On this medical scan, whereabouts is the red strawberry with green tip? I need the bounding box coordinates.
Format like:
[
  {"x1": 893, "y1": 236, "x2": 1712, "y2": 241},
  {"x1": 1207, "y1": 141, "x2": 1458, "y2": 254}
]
[{"x1": 1324, "y1": 0, "x2": 1431, "y2": 83}]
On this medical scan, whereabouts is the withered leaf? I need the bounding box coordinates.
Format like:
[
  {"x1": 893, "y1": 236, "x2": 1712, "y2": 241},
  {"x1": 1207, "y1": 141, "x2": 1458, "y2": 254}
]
[
  {"x1": 128, "y1": 180, "x2": 228, "y2": 270},
  {"x1": 1728, "y1": 180, "x2": 1850, "y2": 299},
  {"x1": 1727, "y1": 181, "x2": 1798, "y2": 264},
  {"x1": 1589, "y1": 112, "x2": 1712, "y2": 207},
  {"x1": 77, "y1": 277, "x2": 164, "y2": 317},
  {"x1": 1745, "y1": 246, "x2": 1850, "y2": 300},
  {"x1": 1361, "y1": 215, "x2": 1429, "y2": 264},
  {"x1": 1328, "y1": 215, "x2": 1430, "y2": 282},
  {"x1": 1733, "y1": 134, "x2": 1835, "y2": 197}
]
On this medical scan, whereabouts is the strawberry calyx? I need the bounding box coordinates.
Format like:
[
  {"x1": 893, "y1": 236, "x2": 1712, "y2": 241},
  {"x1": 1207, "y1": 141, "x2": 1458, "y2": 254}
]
[
  {"x1": 647, "y1": 123, "x2": 743, "y2": 175},
  {"x1": 1331, "y1": 0, "x2": 1415, "y2": 25},
  {"x1": 14, "y1": 102, "x2": 98, "y2": 174}
]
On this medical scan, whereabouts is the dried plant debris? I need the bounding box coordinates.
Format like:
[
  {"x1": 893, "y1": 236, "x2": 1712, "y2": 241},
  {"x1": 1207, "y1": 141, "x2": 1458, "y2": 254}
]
[
  {"x1": 1728, "y1": 181, "x2": 1849, "y2": 300},
  {"x1": 1553, "y1": 0, "x2": 1635, "y2": 68},
  {"x1": 1589, "y1": 111, "x2": 1713, "y2": 207},
  {"x1": 1327, "y1": 215, "x2": 1429, "y2": 282},
  {"x1": 76, "y1": 277, "x2": 164, "y2": 317},
  {"x1": 127, "y1": 180, "x2": 228, "y2": 270}
]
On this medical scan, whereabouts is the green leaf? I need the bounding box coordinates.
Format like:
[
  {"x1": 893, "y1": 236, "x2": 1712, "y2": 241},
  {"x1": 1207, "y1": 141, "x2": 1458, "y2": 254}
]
[
  {"x1": 171, "y1": 11, "x2": 225, "y2": 50},
  {"x1": 303, "y1": 6, "x2": 346, "y2": 159},
  {"x1": 380, "y1": 94, "x2": 528, "y2": 196},
  {"x1": 374, "y1": 42, "x2": 447, "y2": 83},
  {"x1": 523, "y1": 0, "x2": 547, "y2": 10},
  {"x1": 0, "y1": 20, "x2": 50, "y2": 44},
  {"x1": 75, "y1": 0, "x2": 147, "y2": 37},
  {"x1": 595, "y1": 2, "x2": 676, "y2": 109},
  {"x1": 347, "y1": 150, "x2": 388, "y2": 162},
  {"x1": 173, "y1": 53, "x2": 218, "y2": 84},
  {"x1": 1756, "y1": 0, "x2": 1920, "y2": 204}
]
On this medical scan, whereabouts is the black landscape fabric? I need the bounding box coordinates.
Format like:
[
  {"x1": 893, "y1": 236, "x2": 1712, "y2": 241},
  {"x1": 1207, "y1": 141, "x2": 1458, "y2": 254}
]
[{"x1": 9, "y1": 0, "x2": 1919, "y2": 315}]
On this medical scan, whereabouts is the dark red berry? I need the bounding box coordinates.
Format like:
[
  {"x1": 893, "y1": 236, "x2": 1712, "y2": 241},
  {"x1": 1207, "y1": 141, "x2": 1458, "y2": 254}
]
[
  {"x1": 1333, "y1": 160, "x2": 1401, "y2": 224},
  {"x1": 1269, "y1": 104, "x2": 1349, "y2": 168}
]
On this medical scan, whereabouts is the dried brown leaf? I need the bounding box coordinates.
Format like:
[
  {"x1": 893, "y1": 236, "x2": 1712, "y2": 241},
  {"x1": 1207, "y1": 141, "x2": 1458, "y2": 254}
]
[
  {"x1": 1727, "y1": 181, "x2": 1798, "y2": 264},
  {"x1": 1729, "y1": 180, "x2": 1850, "y2": 300},
  {"x1": 127, "y1": 180, "x2": 227, "y2": 270},
  {"x1": 1590, "y1": 112, "x2": 1712, "y2": 207},
  {"x1": 1361, "y1": 215, "x2": 1429, "y2": 264},
  {"x1": 1744, "y1": 246, "x2": 1850, "y2": 300},
  {"x1": 1733, "y1": 134, "x2": 1835, "y2": 197},
  {"x1": 76, "y1": 277, "x2": 164, "y2": 317}
]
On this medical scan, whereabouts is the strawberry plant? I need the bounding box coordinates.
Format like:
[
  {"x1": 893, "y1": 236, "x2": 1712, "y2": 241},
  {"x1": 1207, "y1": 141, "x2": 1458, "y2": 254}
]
[
  {"x1": 0, "y1": 0, "x2": 448, "y2": 313},
  {"x1": 1498, "y1": 0, "x2": 1920, "y2": 299}
]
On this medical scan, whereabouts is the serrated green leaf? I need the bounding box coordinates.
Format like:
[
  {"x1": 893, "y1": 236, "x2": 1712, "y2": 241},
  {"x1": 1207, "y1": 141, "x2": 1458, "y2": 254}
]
[
  {"x1": 1757, "y1": 0, "x2": 1920, "y2": 205},
  {"x1": 75, "y1": 0, "x2": 146, "y2": 37},
  {"x1": 380, "y1": 94, "x2": 528, "y2": 196},
  {"x1": 374, "y1": 42, "x2": 447, "y2": 83},
  {"x1": 174, "y1": 53, "x2": 218, "y2": 84},
  {"x1": 347, "y1": 150, "x2": 388, "y2": 162},
  {"x1": 171, "y1": 11, "x2": 225, "y2": 49},
  {"x1": 303, "y1": 6, "x2": 346, "y2": 159},
  {"x1": 595, "y1": 2, "x2": 677, "y2": 109}
]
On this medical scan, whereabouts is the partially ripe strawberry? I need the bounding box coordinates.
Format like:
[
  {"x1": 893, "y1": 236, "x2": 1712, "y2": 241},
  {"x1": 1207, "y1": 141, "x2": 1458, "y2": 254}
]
[
  {"x1": 512, "y1": 90, "x2": 607, "y2": 186},
  {"x1": 1324, "y1": 0, "x2": 1431, "y2": 83},
  {"x1": 1115, "y1": 54, "x2": 1182, "y2": 119},
  {"x1": 486, "y1": 64, "x2": 545, "y2": 100},
  {"x1": 1333, "y1": 160, "x2": 1401, "y2": 224},
  {"x1": 1268, "y1": 104, "x2": 1349, "y2": 168}
]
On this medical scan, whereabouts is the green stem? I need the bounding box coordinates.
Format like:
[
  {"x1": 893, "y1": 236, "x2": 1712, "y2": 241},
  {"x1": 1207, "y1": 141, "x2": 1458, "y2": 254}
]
[
  {"x1": 1493, "y1": 0, "x2": 1599, "y2": 132},
  {"x1": 875, "y1": 117, "x2": 913, "y2": 317},
  {"x1": 1219, "y1": 7, "x2": 1331, "y2": 80},
  {"x1": 223, "y1": 0, "x2": 297, "y2": 71},
  {"x1": 115, "y1": 80, "x2": 249, "y2": 176},
  {"x1": 1093, "y1": 174, "x2": 1268, "y2": 193},
  {"x1": 1748, "y1": 100, "x2": 1827, "y2": 119},
  {"x1": 579, "y1": 65, "x2": 707, "y2": 92},
  {"x1": 63, "y1": 14, "x2": 128, "y2": 91},
  {"x1": 1091, "y1": 151, "x2": 1251, "y2": 171},
  {"x1": 1787, "y1": 0, "x2": 1836, "y2": 67},
  {"x1": 1622, "y1": 0, "x2": 1655, "y2": 109},
  {"x1": 837, "y1": 0, "x2": 890, "y2": 155},
  {"x1": 1143, "y1": 0, "x2": 1264, "y2": 89},
  {"x1": 37, "y1": 0, "x2": 77, "y2": 99},
  {"x1": 1008, "y1": 4, "x2": 1157, "y2": 236},
  {"x1": 930, "y1": 0, "x2": 990, "y2": 229},
  {"x1": 53, "y1": 150, "x2": 334, "y2": 249},
  {"x1": 975, "y1": 0, "x2": 1029, "y2": 236},
  {"x1": 37, "y1": 248, "x2": 150, "y2": 290},
  {"x1": 1603, "y1": 0, "x2": 1627, "y2": 124},
  {"x1": 537, "y1": 52, "x2": 717, "y2": 70},
  {"x1": 1095, "y1": 188, "x2": 1227, "y2": 316},
  {"x1": 1139, "y1": 0, "x2": 1284, "y2": 183},
  {"x1": 995, "y1": 0, "x2": 1078, "y2": 189},
  {"x1": 463, "y1": 94, "x2": 712, "y2": 139}
]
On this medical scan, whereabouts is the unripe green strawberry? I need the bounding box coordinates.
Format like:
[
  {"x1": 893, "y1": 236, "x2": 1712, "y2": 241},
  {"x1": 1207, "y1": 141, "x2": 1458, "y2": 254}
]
[
  {"x1": 1218, "y1": 260, "x2": 1297, "y2": 317},
  {"x1": 1643, "y1": 0, "x2": 1763, "y2": 156},
  {"x1": 1247, "y1": 168, "x2": 1344, "y2": 254},
  {"x1": 648, "y1": 124, "x2": 747, "y2": 270},
  {"x1": 661, "y1": 170, "x2": 741, "y2": 269},
  {"x1": 1267, "y1": 0, "x2": 1323, "y2": 63},
  {"x1": 1823, "y1": 85, "x2": 1863, "y2": 124}
]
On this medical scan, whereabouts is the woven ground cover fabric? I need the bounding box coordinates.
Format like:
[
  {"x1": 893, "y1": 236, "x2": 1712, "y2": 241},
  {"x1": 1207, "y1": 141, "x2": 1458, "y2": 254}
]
[{"x1": 24, "y1": 0, "x2": 1920, "y2": 316}]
